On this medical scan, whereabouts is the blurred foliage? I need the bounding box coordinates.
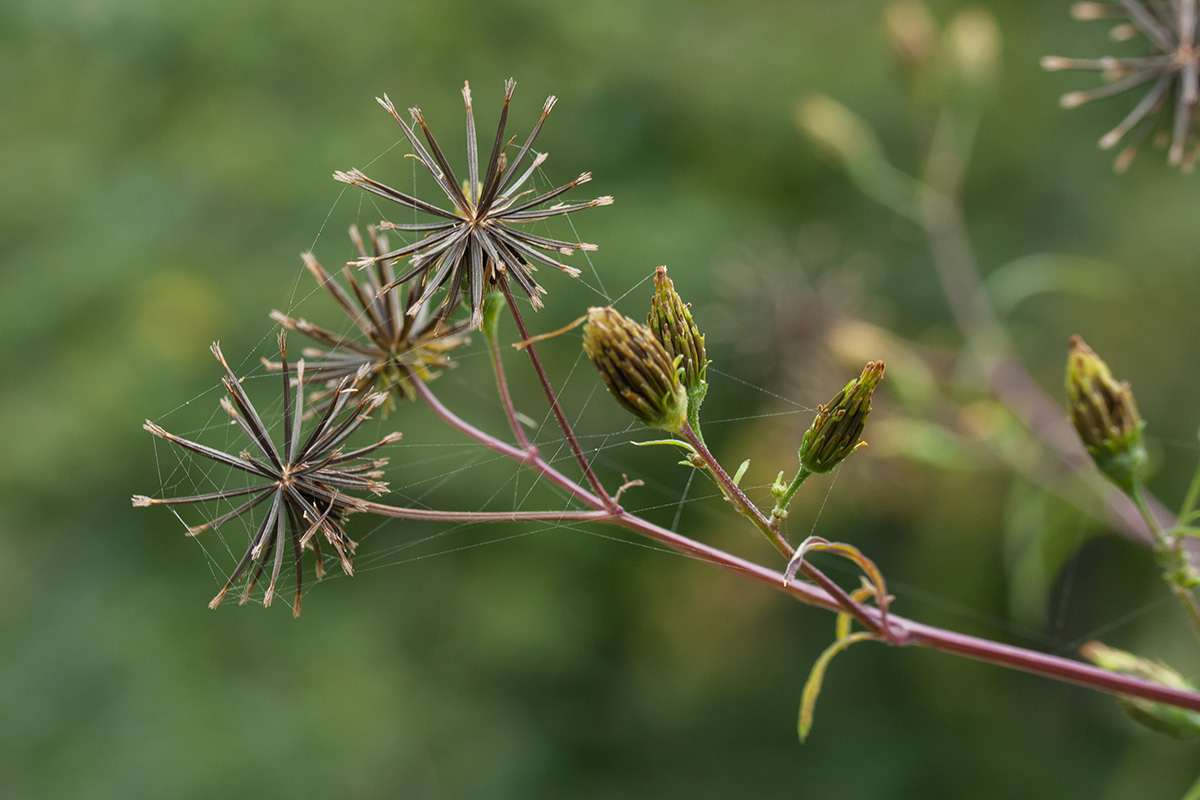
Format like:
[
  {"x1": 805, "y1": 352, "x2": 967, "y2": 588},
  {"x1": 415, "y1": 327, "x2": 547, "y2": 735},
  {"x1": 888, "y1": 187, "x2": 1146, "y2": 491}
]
[{"x1": 4, "y1": 0, "x2": 1200, "y2": 797}]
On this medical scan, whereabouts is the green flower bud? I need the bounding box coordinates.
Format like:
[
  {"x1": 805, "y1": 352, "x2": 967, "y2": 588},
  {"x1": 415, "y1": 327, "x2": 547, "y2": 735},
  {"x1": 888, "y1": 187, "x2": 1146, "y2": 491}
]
[
  {"x1": 799, "y1": 362, "x2": 884, "y2": 474},
  {"x1": 647, "y1": 266, "x2": 707, "y2": 414},
  {"x1": 1081, "y1": 641, "x2": 1200, "y2": 739},
  {"x1": 583, "y1": 306, "x2": 688, "y2": 432},
  {"x1": 1065, "y1": 336, "x2": 1146, "y2": 494}
]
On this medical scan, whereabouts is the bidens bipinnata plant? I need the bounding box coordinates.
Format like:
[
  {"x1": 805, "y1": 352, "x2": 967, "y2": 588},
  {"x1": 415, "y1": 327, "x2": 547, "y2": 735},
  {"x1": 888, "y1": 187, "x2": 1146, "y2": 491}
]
[{"x1": 135, "y1": 75, "x2": 1200, "y2": 760}]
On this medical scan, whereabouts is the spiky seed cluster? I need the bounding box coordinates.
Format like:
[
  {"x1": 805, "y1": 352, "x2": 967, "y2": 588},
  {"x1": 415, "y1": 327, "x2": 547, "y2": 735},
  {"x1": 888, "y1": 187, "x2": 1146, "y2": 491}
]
[
  {"x1": 267, "y1": 225, "x2": 470, "y2": 414},
  {"x1": 799, "y1": 362, "x2": 884, "y2": 474},
  {"x1": 1065, "y1": 335, "x2": 1146, "y2": 493},
  {"x1": 334, "y1": 79, "x2": 612, "y2": 328},
  {"x1": 583, "y1": 306, "x2": 688, "y2": 432},
  {"x1": 132, "y1": 335, "x2": 399, "y2": 616},
  {"x1": 647, "y1": 266, "x2": 708, "y2": 418},
  {"x1": 1042, "y1": 1, "x2": 1200, "y2": 171}
]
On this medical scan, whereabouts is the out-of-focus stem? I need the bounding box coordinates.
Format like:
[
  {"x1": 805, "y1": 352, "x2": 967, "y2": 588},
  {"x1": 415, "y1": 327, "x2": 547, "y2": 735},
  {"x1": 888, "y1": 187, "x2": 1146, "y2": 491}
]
[
  {"x1": 1131, "y1": 483, "x2": 1200, "y2": 638},
  {"x1": 913, "y1": 107, "x2": 1186, "y2": 559}
]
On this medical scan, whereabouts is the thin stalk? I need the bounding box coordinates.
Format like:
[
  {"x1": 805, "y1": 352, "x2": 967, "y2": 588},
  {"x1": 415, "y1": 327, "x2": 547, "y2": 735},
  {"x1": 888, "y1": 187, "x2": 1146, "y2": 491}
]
[
  {"x1": 915, "y1": 108, "x2": 1187, "y2": 557},
  {"x1": 488, "y1": 325, "x2": 535, "y2": 452},
  {"x1": 679, "y1": 421, "x2": 793, "y2": 557},
  {"x1": 678, "y1": 421, "x2": 885, "y2": 637},
  {"x1": 407, "y1": 369, "x2": 603, "y2": 508},
  {"x1": 406, "y1": 371, "x2": 1200, "y2": 713},
  {"x1": 770, "y1": 466, "x2": 812, "y2": 527},
  {"x1": 1178, "y1": 445, "x2": 1200, "y2": 526},
  {"x1": 1131, "y1": 482, "x2": 1200, "y2": 637},
  {"x1": 607, "y1": 509, "x2": 1200, "y2": 713},
  {"x1": 357, "y1": 498, "x2": 614, "y2": 524},
  {"x1": 498, "y1": 278, "x2": 617, "y2": 512}
]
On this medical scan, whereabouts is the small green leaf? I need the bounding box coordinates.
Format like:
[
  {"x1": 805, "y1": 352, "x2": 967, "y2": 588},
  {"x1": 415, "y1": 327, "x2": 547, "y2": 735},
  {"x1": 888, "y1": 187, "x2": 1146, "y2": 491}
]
[
  {"x1": 732, "y1": 459, "x2": 751, "y2": 487},
  {"x1": 480, "y1": 291, "x2": 506, "y2": 343},
  {"x1": 798, "y1": 631, "x2": 877, "y2": 742},
  {"x1": 631, "y1": 438, "x2": 697, "y2": 455},
  {"x1": 985, "y1": 254, "x2": 1126, "y2": 317}
]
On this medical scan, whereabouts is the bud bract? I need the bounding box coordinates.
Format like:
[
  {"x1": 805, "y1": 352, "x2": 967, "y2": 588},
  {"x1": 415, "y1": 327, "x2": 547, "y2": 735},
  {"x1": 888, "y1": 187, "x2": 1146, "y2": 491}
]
[
  {"x1": 583, "y1": 306, "x2": 688, "y2": 432},
  {"x1": 648, "y1": 266, "x2": 707, "y2": 417}
]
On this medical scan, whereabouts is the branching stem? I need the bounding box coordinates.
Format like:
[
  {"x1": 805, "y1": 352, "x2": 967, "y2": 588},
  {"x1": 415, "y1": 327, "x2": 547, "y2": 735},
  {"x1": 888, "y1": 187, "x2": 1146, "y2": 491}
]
[
  {"x1": 498, "y1": 278, "x2": 618, "y2": 512},
  {"x1": 392, "y1": 377, "x2": 1200, "y2": 714}
]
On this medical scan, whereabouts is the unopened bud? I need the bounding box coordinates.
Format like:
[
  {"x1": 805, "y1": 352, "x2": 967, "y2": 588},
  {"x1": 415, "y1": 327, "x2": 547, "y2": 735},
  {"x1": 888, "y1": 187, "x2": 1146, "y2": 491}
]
[
  {"x1": 648, "y1": 266, "x2": 707, "y2": 414},
  {"x1": 1081, "y1": 641, "x2": 1200, "y2": 738},
  {"x1": 945, "y1": 6, "x2": 1001, "y2": 89},
  {"x1": 799, "y1": 362, "x2": 885, "y2": 474},
  {"x1": 583, "y1": 306, "x2": 688, "y2": 432},
  {"x1": 1065, "y1": 336, "x2": 1145, "y2": 494},
  {"x1": 884, "y1": 1, "x2": 938, "y2": 70}
]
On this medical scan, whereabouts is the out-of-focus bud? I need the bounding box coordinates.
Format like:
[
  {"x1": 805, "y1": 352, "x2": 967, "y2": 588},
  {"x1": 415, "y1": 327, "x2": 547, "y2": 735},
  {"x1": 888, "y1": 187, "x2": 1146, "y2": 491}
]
[
  {"x1": 884, "y1": 1, "x2": 938, "y2": 70},
  {"x1": 1081, "y1": 641, "x2": 1200, "y2": 738},
  {"x1": 583, "y1": 306, "x2": 688, "y2": 432},
  {"x1": 799, "y1": 362, "x2": 885, "y2": 474},
  {"x1": 796, "y1": 94, "x2": 885, "y2": 172},
  {"x1": 944, "y1": 6, "x2": 1001, "y2": 90},
  {"x1": 648, "y1": 266, "x2": 707, "y2": 416},
  {"x1": 1065, "y1": 335, "x2": 1146, "y2": 494}
]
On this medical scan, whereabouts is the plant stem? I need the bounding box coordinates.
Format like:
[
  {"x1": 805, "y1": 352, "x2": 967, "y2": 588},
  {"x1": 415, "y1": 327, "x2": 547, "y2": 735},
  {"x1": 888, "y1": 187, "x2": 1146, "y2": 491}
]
[
  {"x1": 407, "y1": 369, "x2": 604, "y2": 509},
  {"x1": 488, "y1": 322, "x2": 535, "y2": 452},
  {"x1": 678, "y1": 421, "x2": 792, "y2": 557},
  {"x1": 1131, "y1": 482, "x2": 1200, "y2": 638},
  {"x1": 356, "y1": 498, "x2": 614, "y2": 524},
  {"x1": 498, "y1": 278, "x2": 618, "y2": 512},
  {"x1": 607, "y1": 509, "x2": 1200, "y2": 713},
  {"x1": 770, "y1": 466, "x2": 812, "y2": 526},
  {"x1": 406, "y1": 366, "x2": 1200, "y2": 714},
  {"x1": 677, "y1": 421, "x2": 886, "y2": 636},
  {"x1": 1178, "y1": 444, "x2": 1200, "y2": 526},
  {"x1": 840, "y1": 100, "x2": 1187, "y2": 559}
]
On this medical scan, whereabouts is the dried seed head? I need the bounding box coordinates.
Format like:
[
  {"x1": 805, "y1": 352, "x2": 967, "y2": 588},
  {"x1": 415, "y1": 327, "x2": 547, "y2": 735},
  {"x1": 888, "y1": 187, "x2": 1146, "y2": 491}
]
[
  {"x1": 1065, "y1": 336, "x2": 1146, "y2": 493},
  {"x1": 647, "y1": 266, "x2": 707, "y2": 415},
  {"x1": 583, "y1": 306, "x2": 688, "y2": 433},
  {"x1": 135, "y1": 333, "x2": 399, "y2": 616},
  {"x1": 335, "y1": 80, "x2": 611, "y2": 328},
  {"x1": 799, "y1": 362, "x2": 885, "y2": 474}
]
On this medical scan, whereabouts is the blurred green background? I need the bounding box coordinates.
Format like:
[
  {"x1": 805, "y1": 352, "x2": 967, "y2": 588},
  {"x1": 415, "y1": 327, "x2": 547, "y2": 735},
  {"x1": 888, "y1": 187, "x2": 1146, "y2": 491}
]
[{"x1": 4, "y1": 0, "x2": 1200, "y2": 797}]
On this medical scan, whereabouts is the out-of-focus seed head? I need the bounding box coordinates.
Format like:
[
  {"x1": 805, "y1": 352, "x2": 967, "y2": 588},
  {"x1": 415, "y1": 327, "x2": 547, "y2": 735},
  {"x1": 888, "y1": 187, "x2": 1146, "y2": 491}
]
[
  {"x1": 1065, "y1": 335, "x2": 1146, "y2": 494},
  {"x1": 799, "y1": 361, "x2": 885, "y2": 474},
  {"x1": 1043, "y1": 2, "x2": 1200, "y2": 171},
  {"x1": 583, "y1": 306, "x2": 688, "y2": 433},
  {"x1": 647, "y1": 266, "x2": 707, "y2": 415}
]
